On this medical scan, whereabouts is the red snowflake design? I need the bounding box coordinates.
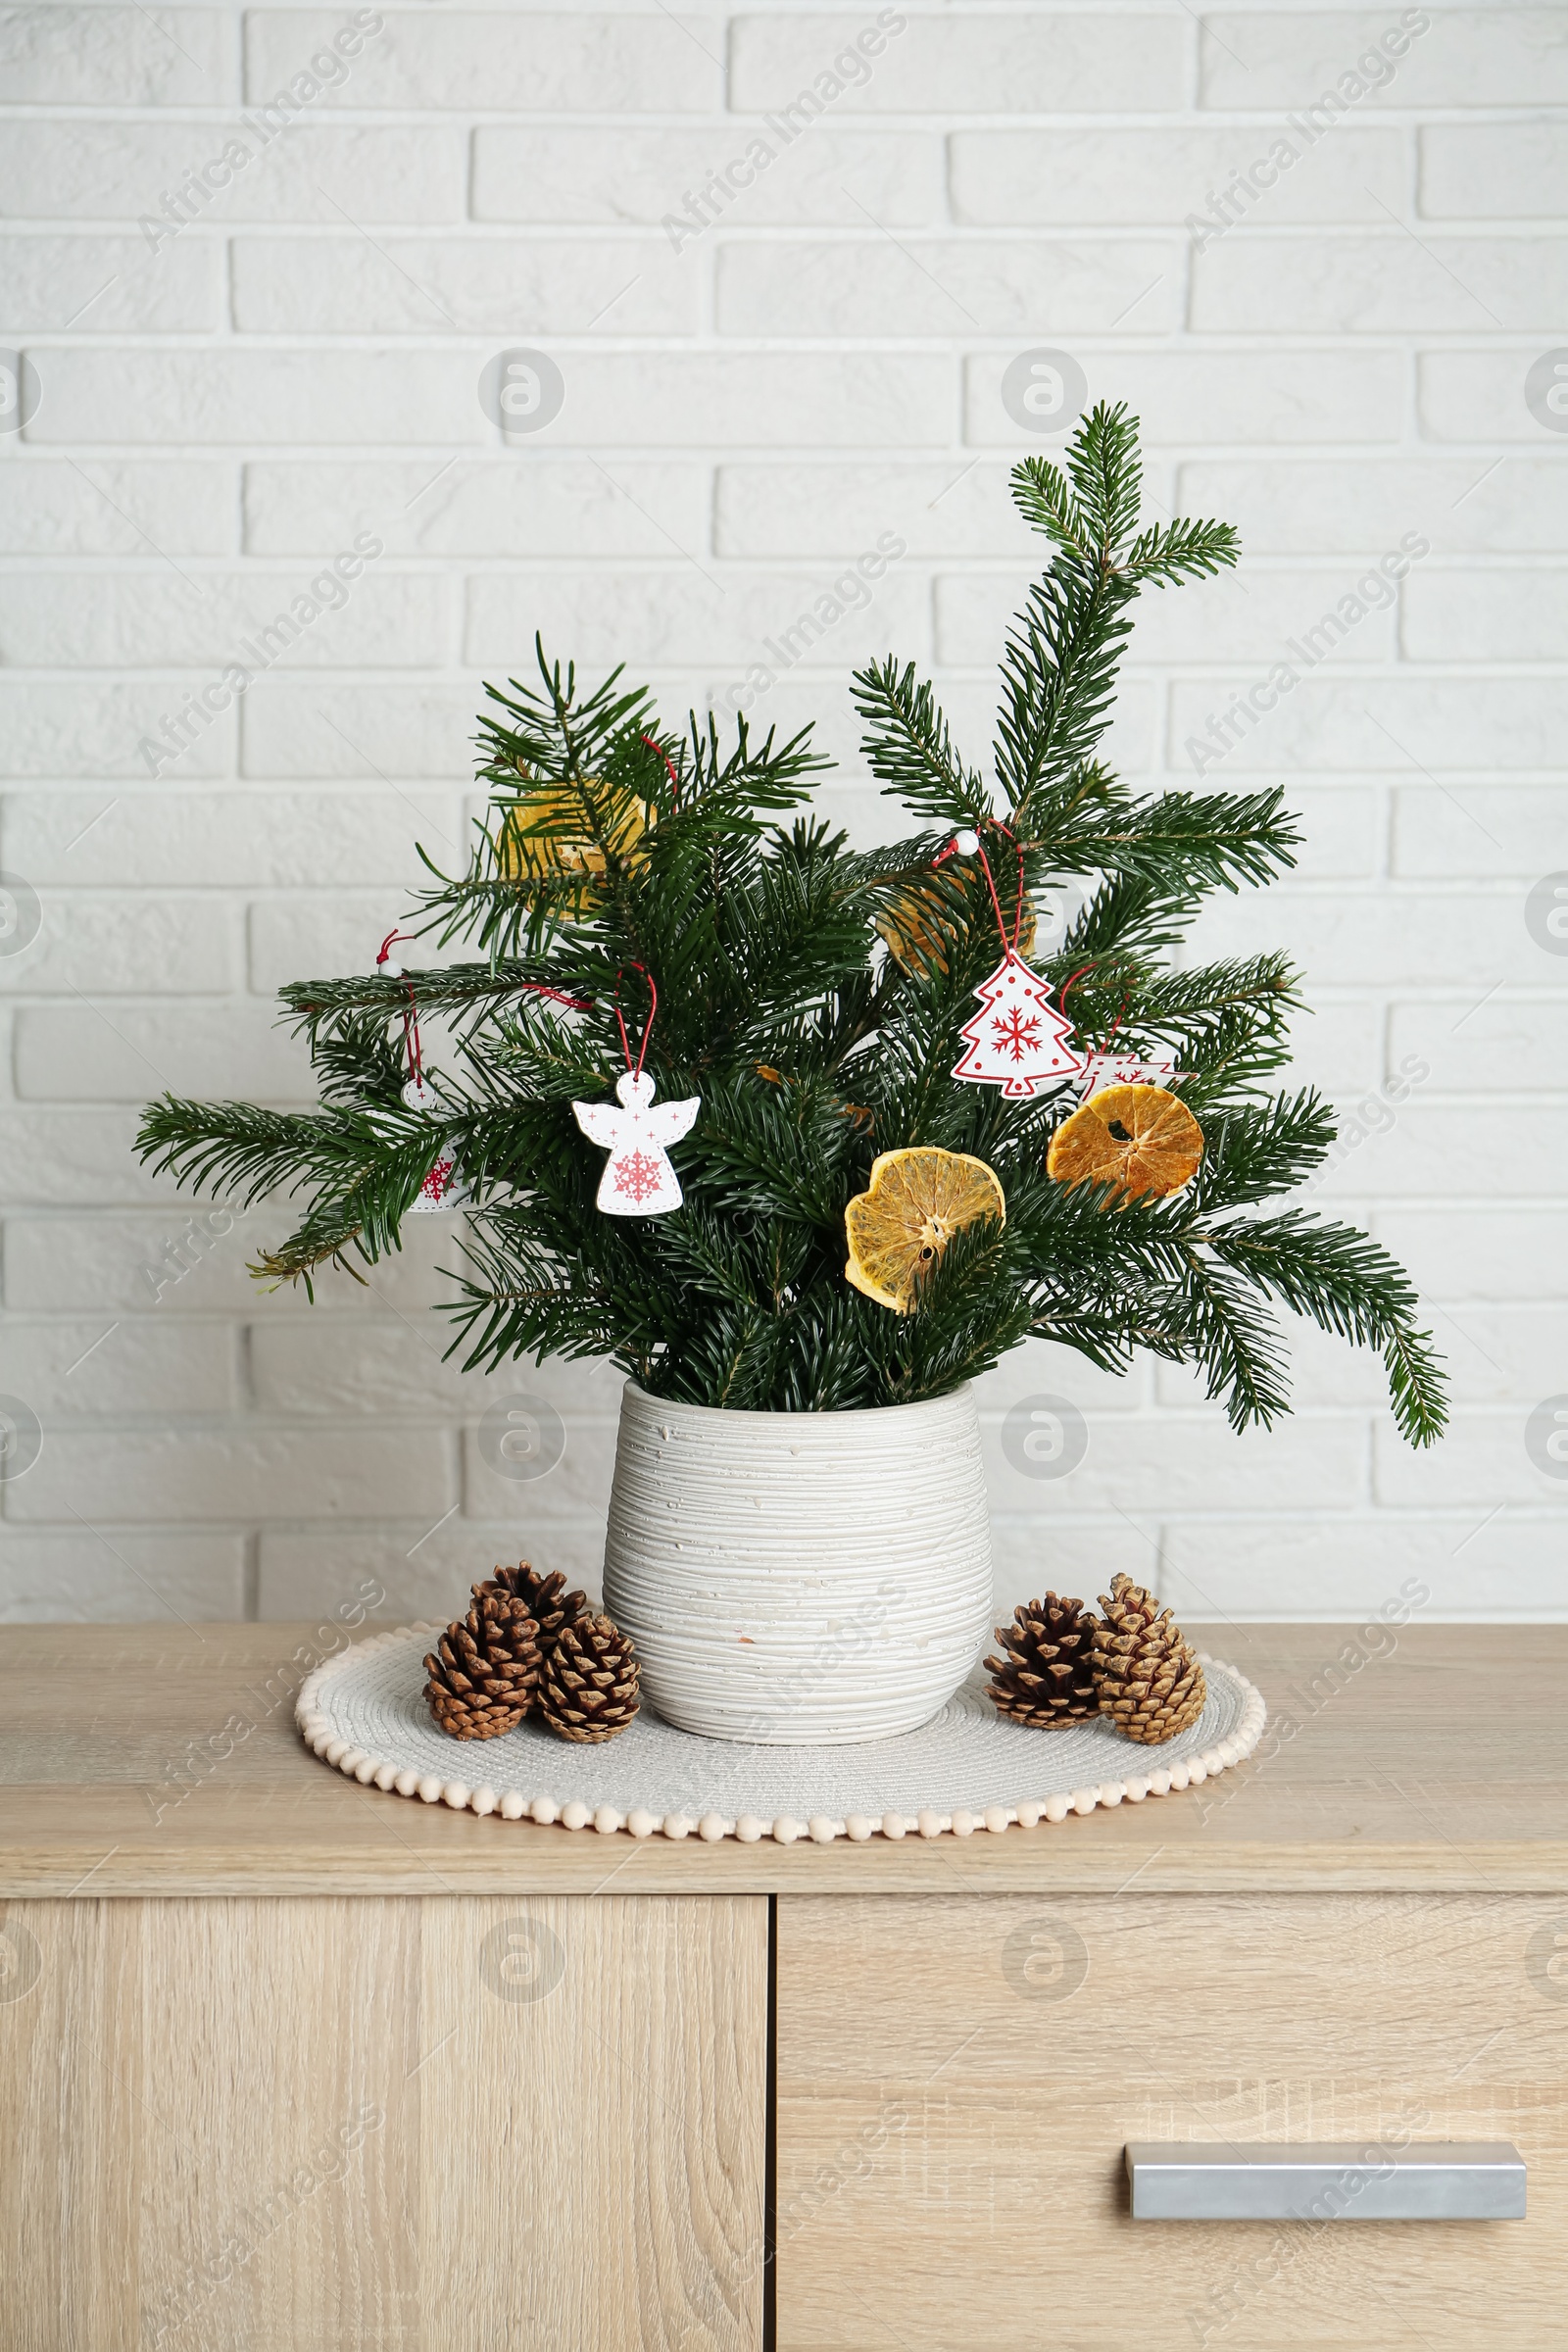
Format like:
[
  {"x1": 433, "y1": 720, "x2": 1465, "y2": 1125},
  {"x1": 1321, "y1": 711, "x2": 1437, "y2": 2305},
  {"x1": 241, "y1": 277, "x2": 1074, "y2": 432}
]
[
  {"x1": 991, "y1": 1006, "x2": 1043, "y2": 1062},
  {"x1": 612, "y1": 1147, "x2": 663, "y2": 1205},
  {"x1": 421, "y1": 1152, "x2": 456, "y2": 1203}
]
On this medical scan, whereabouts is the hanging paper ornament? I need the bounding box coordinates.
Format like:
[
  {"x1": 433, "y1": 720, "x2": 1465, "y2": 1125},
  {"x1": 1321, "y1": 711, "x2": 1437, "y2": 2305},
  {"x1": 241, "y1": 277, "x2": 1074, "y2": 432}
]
[
  {"x1": 573, "y1": 1069, "x2": 699, "y2": 1215},
  {"x1": 376, "y1": 929, "x2": 468, "y2": 1214},
  {"x1": 402, "y1": 1075, "x2": 468, "y2": 1214},
  {"x1": 953, "y1": 950, "x2": 1083, "y2": 1100},
  {"x1": 941, "y1": 827, "x2": 1083, "y2": 1102},
  {"x1": 1075, "y1": 1048, "x2": 1180, "y2": 1101},
  {"x1": 1054, "y1": 970, "x2": 1181, "y2": 1100},
  {"x1": 570, "y1": 961, "x2": 698, "y2": 1217}
]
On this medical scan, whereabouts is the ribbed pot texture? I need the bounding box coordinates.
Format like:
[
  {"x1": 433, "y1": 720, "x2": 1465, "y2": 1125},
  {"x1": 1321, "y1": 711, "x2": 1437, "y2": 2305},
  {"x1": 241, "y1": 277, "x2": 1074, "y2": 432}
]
[{"x1": 601, "y1": 1380, "x2": 994, "y2": 1744}]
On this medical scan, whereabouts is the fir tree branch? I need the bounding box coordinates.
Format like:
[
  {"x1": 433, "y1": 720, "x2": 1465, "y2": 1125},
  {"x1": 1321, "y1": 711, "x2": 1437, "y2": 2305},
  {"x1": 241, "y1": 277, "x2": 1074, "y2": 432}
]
[
  {"x1": 994, "y1": 565, "x2": 1133, "y2": 806},
  {"x1": 1162, "y1": 1252, "x2": 1295, "y2": 1431},
  {"x1": 1184, "y1": 1089, "x2": 1338, "y2": 1209},
  {"x1": 1123, "y1": 515, "x2": 1242, "y2": 585},
  {"x1": 997, "y1": 404, "x2": 1241, "y2": 807},
  {"x1": 137, "y1": 1096, "x2": 386, "y2": 1206},
  {"x1": 132, "y1": 409, "x2": 1447, "y2": 1446},
  {"x1": 1199, "y1": 1210, "x2": 1447, "y2": 1446},
  {"x1": 1067, "y1": 399, "x2": 1146, "y2": 546},
  {"x1": 1043, "y1": 786, "x2": 1299, "y2": 893},
  {"x1": 850, "y1": 658, "x2": 991, "y2": 826}
]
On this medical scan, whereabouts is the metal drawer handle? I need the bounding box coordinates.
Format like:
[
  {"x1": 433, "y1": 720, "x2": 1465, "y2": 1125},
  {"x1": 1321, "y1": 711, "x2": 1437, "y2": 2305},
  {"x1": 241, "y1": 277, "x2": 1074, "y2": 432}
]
[{"x1": 1125, "y1": 2142, "x2": 1526, "y2": 2222}]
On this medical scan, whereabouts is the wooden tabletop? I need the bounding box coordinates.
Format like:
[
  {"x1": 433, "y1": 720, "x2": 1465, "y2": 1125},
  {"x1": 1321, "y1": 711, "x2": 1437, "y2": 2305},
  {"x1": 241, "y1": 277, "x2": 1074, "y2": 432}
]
[{"x1": 0, "y1": 1621, "x2": 1563, "y2": 1896}]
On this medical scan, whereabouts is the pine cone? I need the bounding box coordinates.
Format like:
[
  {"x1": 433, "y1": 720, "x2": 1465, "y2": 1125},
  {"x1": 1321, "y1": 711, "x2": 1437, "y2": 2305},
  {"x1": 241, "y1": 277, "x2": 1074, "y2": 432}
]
[
  {"x1": 423, "y1": 1586, "x2": 542, "y2": 1740},
  {"x1": 1092, "y1": 1573, "x2": 1206, "y2": 1745},
  {"x1": 538, "y1": 1614, "x2": 640, "y2": 1744},
  {"x1": 478, "y1": 1562, "x2": 588, "y2": 1663},
  {"x1": 985, "y1": 1593, "x2": 1102, "y2": 1728}
]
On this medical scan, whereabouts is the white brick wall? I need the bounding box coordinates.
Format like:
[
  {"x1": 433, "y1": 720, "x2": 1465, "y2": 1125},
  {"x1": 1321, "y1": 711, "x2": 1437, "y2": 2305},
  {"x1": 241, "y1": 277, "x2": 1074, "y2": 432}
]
[{"x1": 1, "y1": 0, "x2": 1564, "y2": 1631}]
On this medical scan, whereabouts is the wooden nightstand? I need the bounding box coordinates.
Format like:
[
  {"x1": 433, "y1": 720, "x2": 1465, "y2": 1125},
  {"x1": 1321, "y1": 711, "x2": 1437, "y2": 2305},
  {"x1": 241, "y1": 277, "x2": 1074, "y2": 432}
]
[{"x1": 2, "y1": 1622, "x2": 1565, "y2": 2349}]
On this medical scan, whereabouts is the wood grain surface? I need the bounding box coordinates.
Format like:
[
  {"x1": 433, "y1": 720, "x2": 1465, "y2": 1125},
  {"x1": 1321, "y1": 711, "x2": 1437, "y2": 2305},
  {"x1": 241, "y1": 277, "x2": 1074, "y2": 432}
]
[
  {"x1": 2, "y1": 1621, "x2": 1567, "y2": 1894},
  {"x1": 774, "y1": 1889, "x2": 1568, "y2": 2351},
  {"x1": 0, "y1": 1890, "x2": 767, "y2": 2351}
]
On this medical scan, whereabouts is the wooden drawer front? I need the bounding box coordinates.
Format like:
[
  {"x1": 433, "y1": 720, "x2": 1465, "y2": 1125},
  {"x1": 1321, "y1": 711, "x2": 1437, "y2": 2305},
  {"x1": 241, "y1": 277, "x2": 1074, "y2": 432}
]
[
  {"x1": 775, "y1": 1892, "x2": 1568, "y2": 2352},
  {"x1": 0, "y1": 1892, "x2": 765, "y2": 2352}
]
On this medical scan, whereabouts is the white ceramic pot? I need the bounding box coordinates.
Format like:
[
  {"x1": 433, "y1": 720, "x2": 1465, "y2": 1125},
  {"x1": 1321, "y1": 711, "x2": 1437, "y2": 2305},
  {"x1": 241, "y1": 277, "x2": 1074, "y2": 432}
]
[{"x1": 601, "y1": 1380, "x2": 994, "y2": 1744}]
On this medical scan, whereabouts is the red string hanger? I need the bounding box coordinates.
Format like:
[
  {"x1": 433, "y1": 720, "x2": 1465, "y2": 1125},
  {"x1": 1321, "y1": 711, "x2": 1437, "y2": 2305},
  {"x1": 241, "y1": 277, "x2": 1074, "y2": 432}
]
[
  {"x1": 937, "y1": 822, "x2": 1085, "y2": 1102},
  {"x1": 612, "y1": 959, "x2": 658, "y2": 1077},
  {"x1": 933, "y1": 822, "x2": 1027, "y2": 960},
  {"x1": 640, "y1": 734, "x2": 680, "y2": 808},
  {"x1": 377, "y1": 928, "x2": 426, "y2": 1090},
  {"x1": 376, "y1": 929, "x2": 594, "y2": 1090},
  {"x1": 1058, "y1": 961, "x2": 1105, "y2": 1035},
  {"x1": 375, "y1": 929, "x2": 466, "y2": 1209},
  {"x1": 375, "y1": 928, "x2": 601, "y2": 1207},
  {"x1": 1057, "y1": 960, "x2": 1180, "y2": 1102}
]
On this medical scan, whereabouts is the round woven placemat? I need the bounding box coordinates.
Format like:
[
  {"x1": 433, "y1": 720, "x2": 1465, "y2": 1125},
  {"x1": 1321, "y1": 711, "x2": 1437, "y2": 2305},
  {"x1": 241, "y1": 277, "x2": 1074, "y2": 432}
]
[{"x1": 298, "y1": 1624, "x2": 1266, "y2": 1843}]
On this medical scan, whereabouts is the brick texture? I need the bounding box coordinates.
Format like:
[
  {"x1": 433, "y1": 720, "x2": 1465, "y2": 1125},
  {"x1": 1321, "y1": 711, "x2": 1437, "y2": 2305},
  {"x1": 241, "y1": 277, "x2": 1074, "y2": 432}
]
[{"x1": 1, "y1": 0, "x2": 1562, "y2": 1628}]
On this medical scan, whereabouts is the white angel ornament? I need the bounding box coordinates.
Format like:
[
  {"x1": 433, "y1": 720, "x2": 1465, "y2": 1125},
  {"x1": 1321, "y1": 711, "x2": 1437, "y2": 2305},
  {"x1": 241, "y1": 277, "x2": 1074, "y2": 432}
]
[{"x1": 572, "y1": 1069, "x2": 700, "y2": 1216}]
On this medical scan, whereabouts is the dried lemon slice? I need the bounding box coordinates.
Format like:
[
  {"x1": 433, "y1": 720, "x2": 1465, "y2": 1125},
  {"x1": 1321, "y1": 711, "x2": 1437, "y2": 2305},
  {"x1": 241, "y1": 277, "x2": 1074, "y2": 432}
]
[
  {"x1": 845, "y1": 1147, "x2": 1006, "y2": 1314},
  {"x1": 498, "y1": 783, "x2": 652, "y2": 889},
  {"x1": 1046, "y1": 1082, "x2": 1202, "y2": 1203},
  {"x1": 878, "y1": 882, "x2": 1037, "y2": 975}
]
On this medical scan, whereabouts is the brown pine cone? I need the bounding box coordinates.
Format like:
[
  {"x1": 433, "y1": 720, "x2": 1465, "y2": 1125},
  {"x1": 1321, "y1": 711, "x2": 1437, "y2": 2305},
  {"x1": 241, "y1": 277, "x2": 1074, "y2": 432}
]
[
  {"x1": 1092, "y1": 1573, "x2": 1206, "y2": 1745},
  {"x1": 537, "y1": 1614, "x2": 640, "y2": 1744},
  {"x1": 478, "y1": 1561, "x2": 588, "y2": 1667},
  {"x1": 985, "y1": 1593, "x2": 1102, "y2": 1728},
  {"x1": 423, "y1": 1586, "x2": 542, "y2": 1740}
]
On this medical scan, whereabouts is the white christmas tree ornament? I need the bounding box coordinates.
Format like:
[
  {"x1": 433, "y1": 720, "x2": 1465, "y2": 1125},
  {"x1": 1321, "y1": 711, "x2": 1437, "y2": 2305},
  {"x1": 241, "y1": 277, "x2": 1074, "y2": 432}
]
[
  {"x1": 952, "y1": 951, "x2": 1083, "y2": 1101},
  {"x1": 1075, "y1": 1048, "x2": 1180, "y2": 1101}
]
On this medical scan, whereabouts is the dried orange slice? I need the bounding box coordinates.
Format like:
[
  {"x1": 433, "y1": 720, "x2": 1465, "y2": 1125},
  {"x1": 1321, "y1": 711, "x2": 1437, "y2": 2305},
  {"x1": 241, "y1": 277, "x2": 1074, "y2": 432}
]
[
  {"x1": 1046, "y1": 1082, "x2": 1202, "y2": 1203},
  {"x1": 878, "y1": 882, "x2": 1036, "y2": 975},
  {"x1": 845, "y1": 1147, "x2": 1005, "y2": 1314}
]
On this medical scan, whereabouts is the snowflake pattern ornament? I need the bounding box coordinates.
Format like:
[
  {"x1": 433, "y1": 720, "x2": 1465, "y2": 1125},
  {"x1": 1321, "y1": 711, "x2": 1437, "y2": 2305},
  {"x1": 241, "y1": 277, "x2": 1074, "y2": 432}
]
[
  {"x1": 952, "y1": 951, "x2": 1083, "y2": 1101},
  {"x1": 1075, "y1": 1049, "x2": 1180, "y2": 1101},
  {"x1": 402, "y1": 1076, "x2": 468, "y2": 1214},
  {"x1": 573, "y1": 1069, "x2": 700, "y2": 1216}
]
